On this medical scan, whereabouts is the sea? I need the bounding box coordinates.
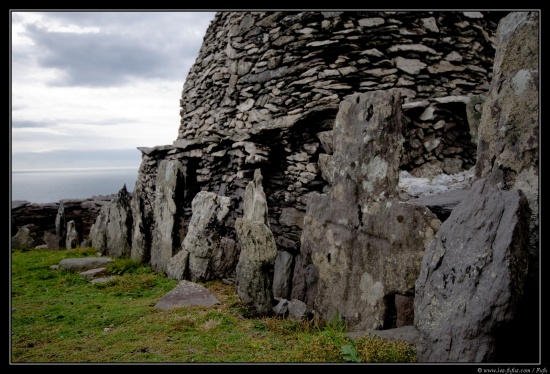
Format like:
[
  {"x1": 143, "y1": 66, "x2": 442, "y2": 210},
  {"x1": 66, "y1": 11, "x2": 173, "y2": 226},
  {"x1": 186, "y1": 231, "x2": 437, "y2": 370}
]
[{"x1": 11, "y1": 168, "x2": 139, "y2": 204}]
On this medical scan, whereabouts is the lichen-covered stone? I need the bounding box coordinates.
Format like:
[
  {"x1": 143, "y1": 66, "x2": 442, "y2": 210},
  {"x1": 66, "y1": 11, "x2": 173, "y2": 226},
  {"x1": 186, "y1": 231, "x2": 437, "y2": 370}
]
[
  {"x1": 167, "y1": 191, "x2": 236, "y2": 282},
  {"x1": 301, "y1": 90, "x2": 440, "y2": 331},
  {"x1": 235, "y1": 169, "x2": 277, "y2": 316}
]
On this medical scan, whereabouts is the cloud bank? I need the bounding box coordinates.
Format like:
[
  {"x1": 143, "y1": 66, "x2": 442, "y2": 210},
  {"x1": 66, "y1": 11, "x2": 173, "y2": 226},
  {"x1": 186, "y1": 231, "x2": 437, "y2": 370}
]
[{"x1": 11, "y1": 11, "x2": 216, "y2": 171}]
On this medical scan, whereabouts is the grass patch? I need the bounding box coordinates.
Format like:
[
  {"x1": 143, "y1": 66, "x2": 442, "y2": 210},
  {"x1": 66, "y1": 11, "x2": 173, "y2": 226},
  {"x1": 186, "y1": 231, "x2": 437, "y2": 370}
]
[
  {"x1": 355, "y1": 334, "x2": 417, "y2": 362},
  {"x1": 11, "y1": 247, "x2": 417, "y2": 363}
]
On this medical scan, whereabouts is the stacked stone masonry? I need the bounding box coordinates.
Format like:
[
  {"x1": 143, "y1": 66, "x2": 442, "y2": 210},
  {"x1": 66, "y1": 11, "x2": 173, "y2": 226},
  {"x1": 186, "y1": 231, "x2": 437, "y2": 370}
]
[
  {"x1": 130, "y1": 11, "x2": 506, "y2": 288},
  {"x1": 11, "y1": 196, "x2": 115, "y2": 249}
]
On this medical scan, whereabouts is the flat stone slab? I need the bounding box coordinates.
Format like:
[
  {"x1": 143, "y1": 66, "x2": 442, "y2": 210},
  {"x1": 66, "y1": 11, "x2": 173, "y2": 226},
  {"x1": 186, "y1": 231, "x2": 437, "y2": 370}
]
[
  {"x1": 80, "y1": 267, "x2": 108, "y2": 278},
  {"x1": 55, "y1": 257, "x2": 114, "y2": 272},
  {"x1": 406, "y1": 188, "x2": 469, "y2": 209},
  {"x1": 406, "y1": 188, "x2": 469, "y2": 220},
  {"x1": 154, "y1": 280, "x2": 220, "y2": 310}
]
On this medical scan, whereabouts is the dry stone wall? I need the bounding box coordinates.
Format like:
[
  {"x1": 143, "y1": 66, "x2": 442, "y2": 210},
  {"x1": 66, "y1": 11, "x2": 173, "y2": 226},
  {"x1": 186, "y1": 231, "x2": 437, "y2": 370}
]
[
  {"x1": 11, "y1": 196, "x2": 115, "y2": 249},
  {"x1": 131, "y1": 11, "x2": 507, "y2": 290}
]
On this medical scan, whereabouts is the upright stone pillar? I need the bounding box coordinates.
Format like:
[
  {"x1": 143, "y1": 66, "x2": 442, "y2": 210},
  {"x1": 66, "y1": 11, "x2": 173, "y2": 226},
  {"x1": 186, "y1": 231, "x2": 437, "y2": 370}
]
[
  {"x1": 150, "y1": 160, "x2": 187, "y2": 274},
  {"x1": 235, "y1": 169, "x2": 278, "y2": 316}
]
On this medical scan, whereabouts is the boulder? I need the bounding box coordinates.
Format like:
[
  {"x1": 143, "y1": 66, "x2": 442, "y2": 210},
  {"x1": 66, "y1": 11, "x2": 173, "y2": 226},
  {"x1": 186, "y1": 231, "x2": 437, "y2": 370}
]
[
  {"x1": 154, "y1": 280, "x2": 220, "y2": 310},
  {"x1": 55, "y1": 257, "x2": 114, "y2": 272},
  {"x1": 12, "y1": 227, "x2": 34, "y2": 249},
  {"x1": 414, "y1": 177, "x2": 530, "y2": 362},
  {"x1": 43, "y1": 231, "x2": 62, "y2": 249}
]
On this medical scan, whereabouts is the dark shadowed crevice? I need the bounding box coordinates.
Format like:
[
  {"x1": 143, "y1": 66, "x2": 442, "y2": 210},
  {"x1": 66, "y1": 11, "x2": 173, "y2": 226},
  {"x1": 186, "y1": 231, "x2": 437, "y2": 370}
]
[{"x1": 383, "y1": 293, "x2": 397, "y2": 330}]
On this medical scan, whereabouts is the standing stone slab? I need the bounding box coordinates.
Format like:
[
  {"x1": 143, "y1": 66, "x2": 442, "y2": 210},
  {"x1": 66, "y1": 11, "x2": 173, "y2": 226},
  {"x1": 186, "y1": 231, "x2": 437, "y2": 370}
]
[
  {"x1": 43, "y1": 231, "x2": 61, "y2": 250},
  {"x1": 235, "y1": 169, "x2": 277, "y2": 316},
  {"x1": 289, "y1": 252, "x2": 318, "y2": 307},
  {"x1": 166, "y1": 191, "x2": 237, "y2": 282},
  {"x1": 105, "y1": 186, "x2": 132, "y2": 257},
  {"x1": 472, "y1": 11, "x2": 539, "y2": 362},
  {"x1": 130, "y1": 181, "x2": 150, "y2": 262},
  {"x1": 272, "y1": 250, "x2": 294, "y2": 300},
  {"x1": 235, "y1": 219, "x2": 277, "y2": 316},
  {"x1": 475, "y1": 11, "x2": 538, "y2": 254},
  {"x1": 55, "y1": 202, "x2": 65, "y2": 247},
  {"x1": 89, "y1": 185, "x2": 133, "y2": 258},
  {"x1": 414, "y1": 178, "x2": 530, "y2": 363},
  {"x1": 330, "y1": 90, "x2": 404, "y2": 204},
  {"x1": 89, "y1": 204, "x2": 109, "y2": 254},
  {"x1": 65, "y1": 220, "x2": 79, "y2": 249},
  {"x1": 242, "y1": 168, "x2": 270, "y2": 226},
  {"x1": 302, "y1": 90, "x2": 440, "y2": 331},
  {"x1": 150, "y1": 160, "x2": 187, "y2": 274},
  {"x1": 304, "y1": 194, "x2": 438, "y2": 331},
  {"x1": 185, "y1": 192, "x2": 233, "y2": 281},
  {"x1": 476, "y1": 13, "x2": 538, "y2": 193}
]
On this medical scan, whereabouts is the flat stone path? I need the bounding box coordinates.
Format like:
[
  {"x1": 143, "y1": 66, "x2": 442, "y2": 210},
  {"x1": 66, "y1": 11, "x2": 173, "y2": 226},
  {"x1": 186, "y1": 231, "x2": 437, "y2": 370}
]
[
  {"x1": 52, "y1": 258, "x2": 220, "y2": 309},
  {"x1": 154, "y1": 280, "x2": 220, "y2": 310}
]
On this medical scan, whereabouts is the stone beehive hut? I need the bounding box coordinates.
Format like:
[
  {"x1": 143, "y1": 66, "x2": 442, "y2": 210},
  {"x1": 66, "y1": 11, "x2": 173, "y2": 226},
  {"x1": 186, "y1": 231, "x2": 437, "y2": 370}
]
[
  {"x1": 129, "y1": 10, "x2": 507, "y2": 290},
  {"x1": 14, "y1": 11, "x2": 539, "y2": 362}
]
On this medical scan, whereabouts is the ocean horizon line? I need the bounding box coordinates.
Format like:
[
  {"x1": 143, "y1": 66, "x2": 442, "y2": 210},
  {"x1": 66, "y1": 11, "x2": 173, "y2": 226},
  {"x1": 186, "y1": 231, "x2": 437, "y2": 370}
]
[
  {"x1": 11, "y1": 167, "x2": 138, "y2": 204},
  {"x1": 12, "y1": 166, "x2": 139, "y2": 173}
]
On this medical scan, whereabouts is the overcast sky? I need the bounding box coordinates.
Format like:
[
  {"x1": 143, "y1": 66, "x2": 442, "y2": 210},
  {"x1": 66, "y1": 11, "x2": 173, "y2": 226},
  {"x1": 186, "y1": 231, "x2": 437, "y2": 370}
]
[{"x1": 10, "y1": 10, "x2": 216, "y2": 171}]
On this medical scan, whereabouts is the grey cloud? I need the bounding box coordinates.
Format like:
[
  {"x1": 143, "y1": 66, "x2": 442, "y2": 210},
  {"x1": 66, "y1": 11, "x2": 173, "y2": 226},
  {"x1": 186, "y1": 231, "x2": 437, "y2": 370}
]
[
  {"x1": 43, "y1": 11, "x2": 211, "y2": 32},
  {"x1": 11, "y1": 117, "x2": 138, "y2": 129},
  {"x1": 11, "y1": 104, "x2": 26, "y2": 112},
  {"x1": 23, "y1": 12, "x2": 214, "y2": 87},
  {"x1": 63, "y1": 117, "x2": 139, "y2": 126},
  {"x1": 11, "y1": 119, "x2": 55, "y2": 128}
]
